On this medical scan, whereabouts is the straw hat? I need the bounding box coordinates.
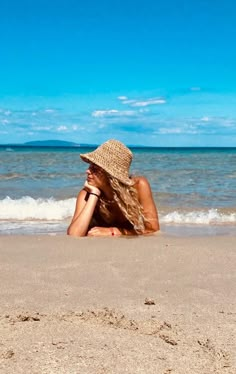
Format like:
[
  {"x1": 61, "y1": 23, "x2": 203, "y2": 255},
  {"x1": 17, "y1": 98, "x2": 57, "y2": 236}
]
[{"x1": 80, "y1": 139, "x2": 133, "y2": 185}]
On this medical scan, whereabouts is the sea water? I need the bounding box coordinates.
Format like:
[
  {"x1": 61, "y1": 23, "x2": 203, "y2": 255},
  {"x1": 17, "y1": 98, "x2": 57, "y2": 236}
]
[{"x1": 0, "y1": 146, "x2": 235, "y2": 236}]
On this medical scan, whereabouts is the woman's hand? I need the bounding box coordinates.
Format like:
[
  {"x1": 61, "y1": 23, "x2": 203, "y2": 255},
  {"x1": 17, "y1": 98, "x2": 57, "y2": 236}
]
[
  {"x1": 84, "y1": 180, "x2": 101, "y2": 196},
  {"x1": 87, "y1": 226, "x2": 122, "y2": 237}
]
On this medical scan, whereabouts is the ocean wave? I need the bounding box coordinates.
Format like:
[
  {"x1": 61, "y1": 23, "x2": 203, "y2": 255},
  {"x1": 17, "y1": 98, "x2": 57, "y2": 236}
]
[
  {"x1": 0, "y1": 172, "x2": 85, "y2": 181},
  {"x1": 0, "y1": 197, "x2": 236, "y2": 225},
  {"x1": 0, "y1": 196, "x2": 76, "y2": 220},
  {"x1": 0, "y1": 173, "x2": 26, "y2": 180},
  {"x1": 161, "y1": 209, "x2": 236, "y2": 224}
]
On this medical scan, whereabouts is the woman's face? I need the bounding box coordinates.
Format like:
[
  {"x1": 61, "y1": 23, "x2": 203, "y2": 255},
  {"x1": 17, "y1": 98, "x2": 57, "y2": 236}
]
[{"x1": 86, "y1": 163, "x2": 110, "y2": 189}]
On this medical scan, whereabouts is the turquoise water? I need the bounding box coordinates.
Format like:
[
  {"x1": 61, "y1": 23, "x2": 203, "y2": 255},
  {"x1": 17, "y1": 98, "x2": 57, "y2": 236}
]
[{"x1": 0, "y1": 146, "x2": 236, "y2": 235}]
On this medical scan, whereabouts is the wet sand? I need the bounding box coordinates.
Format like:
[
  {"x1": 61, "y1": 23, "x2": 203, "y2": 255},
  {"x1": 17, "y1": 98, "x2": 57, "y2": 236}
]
[{"x1": 0, "y1": 233, "x2": 236, "y2": 373}]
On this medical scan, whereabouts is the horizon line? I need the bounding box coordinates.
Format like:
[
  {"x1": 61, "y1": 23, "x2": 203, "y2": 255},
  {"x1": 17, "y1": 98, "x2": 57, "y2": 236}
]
[{"x1": 0, "y1": 143, "x2": 235, "y2": 149}]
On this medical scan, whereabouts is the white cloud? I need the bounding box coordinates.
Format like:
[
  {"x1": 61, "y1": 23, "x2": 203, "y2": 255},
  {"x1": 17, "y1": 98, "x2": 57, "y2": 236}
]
[
  {"x1": 92, "y1": 110, "x2": 119, "y2": 117},
  {"x1": 198, "y1": 116, "x2": 236, "y2": 129},
  {"x1": 34, "y1": 126, "x2": 52, "y2": 131},
  {"x1": 158, "y1": 126, "x2": 198, "y2": 134},
  {"x1": 44, "y1": 109, "x2": 56, "y2": 113},
  {"x1": 216, "y1": 118, "x2": 236, "y2": 128},
  {"x1": 92, "y1": 109, "x2": 137, "y2": 117},
  {"x1": 117, "y1": 96, "x2": 128, "y2": 100},
  {"x1": 139, "y1": 108, "x2": 149, "y2": 113},
  {"x1": 1, "y1": 92, "x2": 236, "y2": 145},
  {"x1": 57, "y1": 125, "x2": 67, "y2": 132},
  {"x1": 159, "y1": 128, "x2": 183, "y2": 134},
  {"x1": 201, "y1": 116, "x2": 210, "y2": 122},
  {"x1": 122, "y1": 97, "x2": 166, "y2": 107}
]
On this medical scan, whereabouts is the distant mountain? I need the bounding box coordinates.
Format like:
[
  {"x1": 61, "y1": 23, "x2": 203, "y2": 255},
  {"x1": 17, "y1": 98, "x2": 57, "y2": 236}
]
[{"x1": 24, "y1": 140, "x2": 80, "y2": 147}]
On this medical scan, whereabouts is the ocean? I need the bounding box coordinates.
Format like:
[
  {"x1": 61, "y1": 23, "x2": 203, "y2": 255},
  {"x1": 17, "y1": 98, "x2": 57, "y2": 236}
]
[{"x1": 0, "y1": 145, "x2": 235, "y2": 236}]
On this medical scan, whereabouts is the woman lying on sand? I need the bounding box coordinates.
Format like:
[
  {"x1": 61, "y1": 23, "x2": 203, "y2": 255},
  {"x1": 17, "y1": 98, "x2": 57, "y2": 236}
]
[{"x1": 67, "y1": 139, "x2": 159, "y2": 237}]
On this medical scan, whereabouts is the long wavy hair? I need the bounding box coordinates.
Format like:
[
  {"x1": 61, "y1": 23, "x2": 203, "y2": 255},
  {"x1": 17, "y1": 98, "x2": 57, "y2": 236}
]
[{"x1": 98, "y1": 175, "x2": 146, "y2": 234}]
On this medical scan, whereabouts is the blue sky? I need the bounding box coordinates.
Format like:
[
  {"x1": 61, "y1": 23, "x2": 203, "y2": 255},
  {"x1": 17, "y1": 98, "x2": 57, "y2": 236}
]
[{"x1": 0, "y1": 0, "x2": 236, "y2": 146}]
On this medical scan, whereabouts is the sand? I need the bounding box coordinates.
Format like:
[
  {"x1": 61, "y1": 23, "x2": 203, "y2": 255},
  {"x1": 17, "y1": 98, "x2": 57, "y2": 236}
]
[{"x1": 0, "y1": 233, "x2": 236, "y2": 373}]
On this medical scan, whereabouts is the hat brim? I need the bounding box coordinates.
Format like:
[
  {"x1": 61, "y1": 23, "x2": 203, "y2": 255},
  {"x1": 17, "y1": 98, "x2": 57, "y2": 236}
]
[{"x1": 80, "y1": 153, "x2": 133, "y2": 186}]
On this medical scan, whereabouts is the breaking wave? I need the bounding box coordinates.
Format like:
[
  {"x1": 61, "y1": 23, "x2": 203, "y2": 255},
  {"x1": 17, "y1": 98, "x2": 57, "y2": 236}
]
[
  {"x1": 161, "y1": 209, "x2": 236, "y2": 224},
  {"x1": 0, "y1": 196, "x2": 76, "y2": 220},
  {"x1": 0, "y1": 197, "x2": 235, "y2": 225}
]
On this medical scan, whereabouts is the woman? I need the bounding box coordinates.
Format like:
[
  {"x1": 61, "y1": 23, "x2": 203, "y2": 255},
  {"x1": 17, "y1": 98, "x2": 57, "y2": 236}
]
[{"x1": 67, "y1": 139, "x2": 159, "y2": 237}]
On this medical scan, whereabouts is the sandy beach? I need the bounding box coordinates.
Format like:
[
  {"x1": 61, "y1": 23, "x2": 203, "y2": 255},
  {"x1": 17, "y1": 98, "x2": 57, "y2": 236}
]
[{"x1": 0, "y1": 233, "x2": 236, "y2": 373}]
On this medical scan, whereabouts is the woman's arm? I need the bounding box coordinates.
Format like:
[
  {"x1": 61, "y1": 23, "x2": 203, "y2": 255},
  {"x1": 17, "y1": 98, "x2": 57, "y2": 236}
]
[
  {"x1": 67, "y1": 184, "x2": 101, "y2": 237},
  {"x1": 87, "y1": 177, "x2": 159, "y2": 237},
  {"x1": 135, "y1": 176, "x2": 160, "y2": 233},
  {"x1": 67, "y1": 177, "x2": 159, "y2": 237},
  {"x1": 87, "y1": 226, "x2": 137, "y2": 237}
]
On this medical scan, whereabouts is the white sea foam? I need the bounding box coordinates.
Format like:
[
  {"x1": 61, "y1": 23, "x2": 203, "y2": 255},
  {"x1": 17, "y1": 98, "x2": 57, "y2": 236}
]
[
  {"x1": 0, "y1": 197, "x2": 236, "y2": 226},
  {"x1": 0, "y1": 196, "x2": 76, "y2": 220},
  {"x1": 161, "y1": 209, "x2": 236, "y2": 225}
]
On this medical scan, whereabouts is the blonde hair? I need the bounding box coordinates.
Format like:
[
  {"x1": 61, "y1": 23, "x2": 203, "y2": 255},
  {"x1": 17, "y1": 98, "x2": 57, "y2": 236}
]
[{"x1": 99, "y1": 175, "x2": 146, "y2": 234}]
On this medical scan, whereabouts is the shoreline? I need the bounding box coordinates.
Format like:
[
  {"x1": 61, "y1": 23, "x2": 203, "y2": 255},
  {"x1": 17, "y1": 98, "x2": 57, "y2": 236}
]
[
  {"x1": 0, "y1": 234, "x2": 236, "y2": 373},
  {"x1": 1, "y1": 222, "x2": 235, "y2": 237}
]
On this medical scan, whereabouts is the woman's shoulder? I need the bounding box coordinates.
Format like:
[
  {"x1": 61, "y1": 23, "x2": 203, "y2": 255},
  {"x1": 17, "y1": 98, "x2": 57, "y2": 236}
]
[
  {"x1": 131, "y1": 175, "x2": 150, "y2": 189},
  {"x1": 130, "y1": 175, "x2": 156, "y2": 208}
]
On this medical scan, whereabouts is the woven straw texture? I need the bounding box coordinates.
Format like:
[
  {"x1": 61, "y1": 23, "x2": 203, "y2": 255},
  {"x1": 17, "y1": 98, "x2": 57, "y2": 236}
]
[{"x1": 80, "y1": 139, "x2": 133, "y2": 185}]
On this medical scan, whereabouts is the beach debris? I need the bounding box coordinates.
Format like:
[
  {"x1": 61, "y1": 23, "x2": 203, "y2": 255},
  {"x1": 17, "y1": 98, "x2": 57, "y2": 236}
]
[
  {"x1": 197, "y1": 338, "x2": 231, "y2": 368},
  {"x1": 16, "y1": 314, "x2": 40, "y2": 322},
  {"x1": 51, "y1": 340, "x2": 68, "y2": 350},
  {"x1": 159, "y1": 334, "x2": 178, "y2": 346},
  {"x1": 75, "y1": 307, "x2": 139, "y2": 331},
  {"x1": 57, "y1": 308, "x2": 179, "y2": 339},
  {"x1": 144, "y1": 298, "x2": 156, "y2": 305},
  {"x1": 1, "y1": 349, "x2": 15, "y2": 359},
  {"x1": 7, "y1": 313, "x2": 41, "y2": 324}
]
